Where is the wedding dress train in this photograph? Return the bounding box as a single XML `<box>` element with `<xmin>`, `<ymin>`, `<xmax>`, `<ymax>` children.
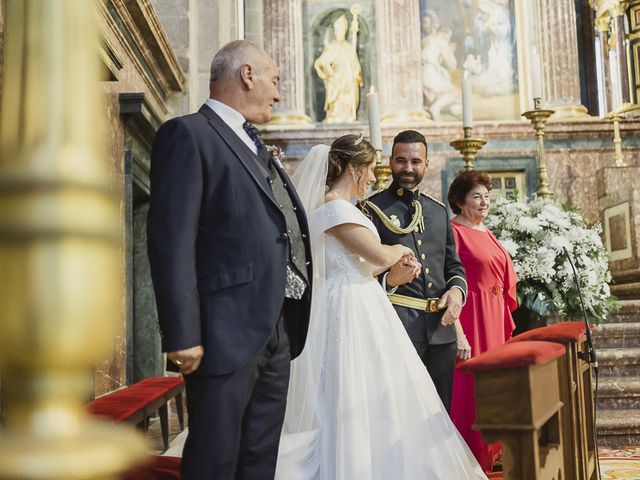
<box><xmin>275</xmin><ymin>199</ymin><xmax>487</xmax><ymax>480</ymax></box>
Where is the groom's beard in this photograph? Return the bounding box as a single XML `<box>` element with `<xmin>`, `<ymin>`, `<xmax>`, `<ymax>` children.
<box><xmin>393</xmin><ymin>172</ymin><xmax>423</xmax><ymax>189</ymax></box>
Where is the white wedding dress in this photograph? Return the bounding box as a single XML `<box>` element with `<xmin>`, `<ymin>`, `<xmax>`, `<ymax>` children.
<box><xmin>275</xmin><ymin>198</ymin><xmax>487</xmax><ymax>480</ymax></box>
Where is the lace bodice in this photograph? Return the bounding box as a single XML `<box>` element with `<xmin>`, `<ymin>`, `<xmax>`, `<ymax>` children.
<box><xmin>309</xmin><ymin>200</ymin><xmax>379</xmax><ymax>280</ymax></box>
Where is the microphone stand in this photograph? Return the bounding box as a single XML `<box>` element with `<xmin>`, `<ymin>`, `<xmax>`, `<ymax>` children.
<box><xmin>563</xmin><ymin>246</ymin><xmax>601</xmax><ymax>479</ymax></box>
<box><xmin>563</xmin><ymin>247</ymin><xmax>598</xmax><ymax>368</ymax></box>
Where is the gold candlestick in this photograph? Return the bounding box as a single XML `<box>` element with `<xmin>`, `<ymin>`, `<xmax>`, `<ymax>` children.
<box><xmin>450</xmin><ymin>127</ymin><xmax>487</xmax><ymax>172</ymax></box>
<box><xmin>522</xmin><ymin>98</ymin><xmax>555</xmax><ymax>199</ymax></box>
<box><xmin>373</xmin><ymin>150</ymin><xmax>392</xmax><ymax>190</ymax></box>
<box><xmin>0</xmin><ymin>2</ymin><xmax>145</xmax><ymax>479</ymax></box>
<box><xmin>605</xmin><ymin>103</ymin><xmax>640</xmax><ymax>167</ymax></box>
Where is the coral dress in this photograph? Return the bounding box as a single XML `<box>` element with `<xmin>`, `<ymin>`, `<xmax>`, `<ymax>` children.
<box><xmin>450</xmin><ymin>221</ymin><xmax>518</xmax><ymax>473</ymax></box>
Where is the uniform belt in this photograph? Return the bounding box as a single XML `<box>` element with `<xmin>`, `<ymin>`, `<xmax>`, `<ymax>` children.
<box><xmin>388</xmin><ymin>293</ymin><xmax>442</xmax><ymax>313</ymax></box>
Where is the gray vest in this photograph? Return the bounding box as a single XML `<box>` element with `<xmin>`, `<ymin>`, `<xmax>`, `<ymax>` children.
<box><xmin>268</xmin><ymin>168</ymin><xmax>309</xmax><ymax>283</ymax></box>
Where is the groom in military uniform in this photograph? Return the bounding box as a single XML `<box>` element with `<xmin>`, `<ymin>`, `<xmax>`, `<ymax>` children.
<box><xmin>360</xmin><ymin>130</ymin><xmax>467</xmax><ymax>411</ymax></box>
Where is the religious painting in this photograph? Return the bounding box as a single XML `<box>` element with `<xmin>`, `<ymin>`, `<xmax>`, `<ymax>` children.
<box><xmin>604</xmin><ymin>202</ymin><xmax>633</xmax><ymax>262</ymax></box>
<box><xmin>419</xmin><ymin>0</ymin><xmax>520</xmax><ymax>121</ymax></box>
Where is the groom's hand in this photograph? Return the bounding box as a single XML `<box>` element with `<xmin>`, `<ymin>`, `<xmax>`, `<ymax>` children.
<box><xmin>438</xmin><ymin>288</ymin><xmax>463</xmax><ymax>326</ymax></box>
<box><xmin>386</xmin><ymin>255</ymin><xmax>420</xmax><ymax>287</ymax></box>
<box><xmin>168</xmin><ymin>345</ymin><xmax>204</xmax><ymax>375</ymax></box>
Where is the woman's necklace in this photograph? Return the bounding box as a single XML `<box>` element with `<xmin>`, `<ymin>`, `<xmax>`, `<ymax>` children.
<box><xmin>456</xmin><ymin>214</ymin><xmax>487</xmax><ymax>231</ymax></box>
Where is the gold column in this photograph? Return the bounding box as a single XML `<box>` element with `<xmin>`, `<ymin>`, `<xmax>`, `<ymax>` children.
<box><xmin>0</xmin><ymin>1</ymin><xmax>145</xmax><ymax>479</ymax></box>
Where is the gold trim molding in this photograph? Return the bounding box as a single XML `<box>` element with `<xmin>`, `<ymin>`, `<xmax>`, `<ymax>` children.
<box><xmin>380</xmin><ymin>110</ymin><xmax>432</xmax><ymax>125</ymax></box>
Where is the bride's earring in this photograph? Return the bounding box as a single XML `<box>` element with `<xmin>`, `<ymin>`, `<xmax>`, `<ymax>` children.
<box><xmin>350</xmin><ymin>169</ymin><xmax>356</xmax><ymax>183</ymax></box>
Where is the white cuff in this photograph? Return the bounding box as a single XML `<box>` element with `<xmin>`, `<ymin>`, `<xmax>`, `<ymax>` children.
<box><xmin>382</xmin><ymin>272</ymin><xmax>399</xmax><ymax>295</ymax></box>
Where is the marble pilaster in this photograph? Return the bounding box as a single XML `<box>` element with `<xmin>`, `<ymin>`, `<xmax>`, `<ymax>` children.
<box><xmin>609</xmin><ymin>1</ymin><xmax>633</xmax><ymax>108</ymax></box>
<box><xmin>536</xmin><ymin>0</ymin><xmax>590</xmax><ymax>119</ymax></box>
<box><xmin>374</xmin><ymin>0</ymin><xmax>429</xmax><ymax>124</ymax></box>
<box><xmin>596</xmin><ymin>14</ymin><xmax>614</xmax><ymax>113</ymax></box>
<box><xmin>263</xmin><ymin>0</ymin><xmax>311</xmax><ymax>126</ymax></box>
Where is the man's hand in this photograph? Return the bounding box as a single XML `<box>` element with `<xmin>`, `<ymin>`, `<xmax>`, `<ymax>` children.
<box><xmin>167</xmin><ymin>345</ymin><xmax>204</xmax><ymax>375</ymax></box>
<box><xmin>386</xmin><ymin>253</ymin><xmax>421</xmax><ymax>287</ymax></box>
<box><xmin>438</xmin><ymin>288</ymin><xmax>463</xmax><ymax>326</ymax></box>
<box><xmin>456</xmin><ymin>335</ymin><xmax>472</xmax><ymax>360</ymax></box>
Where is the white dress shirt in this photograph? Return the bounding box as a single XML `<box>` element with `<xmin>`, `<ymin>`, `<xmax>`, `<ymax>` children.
<box><xmin>204</xmin><ymin>99</ymin><xmax>257</xmax><ymax>155</ymax></box>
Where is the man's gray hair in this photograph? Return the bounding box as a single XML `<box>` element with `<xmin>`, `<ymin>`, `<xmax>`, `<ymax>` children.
<box><xmin>210</xmin><ymin>40</ymin><xmax>266</xmax><ymax>82</ymax></box>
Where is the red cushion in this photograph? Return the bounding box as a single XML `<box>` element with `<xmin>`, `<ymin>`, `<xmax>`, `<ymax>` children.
<box><xmin>87</xmin><ymin>396</ymin><xmax>148</xmax><ymax>421</ymax></box>
<box><xmin>86</xmin><ymin>387</ymin><xmax>167</xmax><ymax>420</ymax></box>
<box><xmin>120</xmin><ymin>455</ymin><xmax>181</xmax><ymax>480</ymax></box>
<box><xmin>136</xmin><ymin>376</ymin><xmax>184</xmax><ymax>394</ymax></box>
<box><xmin>508</xmin><ymin>321</ymin><xmax>592</xmax><ymax>344</ymax></box>
<box><xmin>459</xmin><ymin>341</ymin><xmax>566</xmax><ymax>373</ymax></box>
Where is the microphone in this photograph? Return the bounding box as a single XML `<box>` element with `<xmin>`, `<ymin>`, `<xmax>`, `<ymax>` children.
<box><xmin>562</xmin><ymin>247</ymin><xmax>598</xmax><ymax>368</ymax></box>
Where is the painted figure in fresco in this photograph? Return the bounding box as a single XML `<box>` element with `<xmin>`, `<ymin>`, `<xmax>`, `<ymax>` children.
<box><xmin>314</xmin><ymin>7</ymin><xmax>364</xmax><ymax>123</ymax></box>
<box><xmin>465</xmin><ymin>0</ymin><xmax>515</xmax><ymax>96</ymax></box>
<box><xmin>422</xmin><ymin>26</ymin><xmax>462</xmax><ymax>120</ymax></box>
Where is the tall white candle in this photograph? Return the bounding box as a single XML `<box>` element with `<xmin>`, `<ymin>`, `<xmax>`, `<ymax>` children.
<box><xmin>366</xmin><ymin>86</ymin><xmax>382</xmax><ymax>150</ymax></box>
<box><xmin>531</xmin><ymin>47</ymin><xmax>542</xmax><ymax>100</ymax></box>
<box><xmin>462</xmin><ymin>73</ymin><xmax>473</xmax><ymax>128</ymax></box>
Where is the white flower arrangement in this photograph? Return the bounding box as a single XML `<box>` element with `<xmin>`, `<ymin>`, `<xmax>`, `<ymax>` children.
<box><xmin>485</xmin><ymin>196</ymin><xmax>617</xmax><ymax>322</ymax></box>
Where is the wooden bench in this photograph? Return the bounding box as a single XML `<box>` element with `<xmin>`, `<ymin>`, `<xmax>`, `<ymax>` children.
<box><xmin>87</xmin><ymin>375</ymin><xmax>185</xmax><ymax>451</ymax></box>
<box><xmin>460</xmin><ymin>340</ymin><xmax>566</xmax><ymax>480</ymax></box>
<box><xmin>508</xmin><ymin>321</ymin><xmax>598</xmax><ymax>480</ymax></box>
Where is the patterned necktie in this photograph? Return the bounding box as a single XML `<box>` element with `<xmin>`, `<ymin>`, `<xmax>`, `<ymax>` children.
<box><xmin>242</xmin><ymin>121</ymin><xmax>272</xmax><ymax>169</ymax></box>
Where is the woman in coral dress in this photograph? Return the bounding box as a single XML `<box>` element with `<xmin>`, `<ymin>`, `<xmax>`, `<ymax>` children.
<box><xmin>447</xmin><ymin>171</ymin><xmax>518</xmax><ymax>473</ymax></box>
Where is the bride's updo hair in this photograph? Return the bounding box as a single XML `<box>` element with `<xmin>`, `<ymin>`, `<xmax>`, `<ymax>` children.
<box><xmin>326</xmin><ymin>134</ymin><xmax>376</xmax><ymax>187</ymax></box>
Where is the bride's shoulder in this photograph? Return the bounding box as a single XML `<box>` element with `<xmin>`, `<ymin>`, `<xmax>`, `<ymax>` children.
<box><xmin>313</xmin><ymin>199</ymin><xmax>367</xmax><ymax>227</ymax></box>
<box><xmin>321</xmin><ymin>199</ymin><xmax>361</xmax><ymax>216</ymax></box>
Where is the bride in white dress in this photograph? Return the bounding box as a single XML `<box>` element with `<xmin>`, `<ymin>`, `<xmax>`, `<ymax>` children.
<box><xmin>276</xmin><ymin>135</ymin><xmax>487</xmax><ymax>479</ymax></box>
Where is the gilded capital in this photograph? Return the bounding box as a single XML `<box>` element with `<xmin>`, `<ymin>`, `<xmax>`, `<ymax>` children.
<box><xmin>609</xmin><ymin>0</ymin><xmax>628</xmax><ymax>16</ymax></box>
<box><xmin>596</xmin><ymin>0</ymin><xmax>625</xmax><ymax>17</ymax></box>
<box><xmin>595</xmin><ymin>14</ymin><xmax>611</xmax><ymax>33</ymax></box>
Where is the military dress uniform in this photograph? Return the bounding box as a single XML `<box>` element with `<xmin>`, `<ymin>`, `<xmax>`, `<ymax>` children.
<box><xmin>359</xmin><ymin>181</ymin><xmax>467</xmax><ymax>411</ymax></box>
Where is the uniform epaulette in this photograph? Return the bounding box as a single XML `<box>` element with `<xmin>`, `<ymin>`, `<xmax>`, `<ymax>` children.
<box><xmin>363</xmin><ymin>188</ymin><xmax>385</xmax><ymax>201</ymax></box>
<box><xmin>422</xmin><ymin>193</ymin><xmax>446</xmax><ymax>208</ymax></box>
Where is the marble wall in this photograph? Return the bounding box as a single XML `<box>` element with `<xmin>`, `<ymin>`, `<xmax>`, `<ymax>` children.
<box><xmin>95</xmin><ymin>0</ymin><xmax>185</xmax><ymax>396</ymax></box>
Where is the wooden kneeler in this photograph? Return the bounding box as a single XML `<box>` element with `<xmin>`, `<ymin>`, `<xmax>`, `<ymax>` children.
<box><xmin>460</xmin><ymin>341</ymin><xmax>566</xmax><ymax>480</ymax></box>
<box><xmin>509</xmin><ymin>322</ymin><xmax>597</xmax><ymax>480</ymax></box>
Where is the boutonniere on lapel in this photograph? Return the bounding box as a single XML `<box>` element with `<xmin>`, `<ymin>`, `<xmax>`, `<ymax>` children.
<box><xmin>389</xmin><ymin>214</ymin><xmax>401</xmax><ymax>228</ymax></box>
<box><xmin>266</xmin><ymin>144</ymin><xmax>285</xmax><ymax>168</ymax></box>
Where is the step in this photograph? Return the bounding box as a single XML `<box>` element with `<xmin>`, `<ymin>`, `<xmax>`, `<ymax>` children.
<box><xmin>610</xmin><ymin>282</ymin><xmax>640</xmax><ymax>300</ymax></box>
<box><xmin>596</xmin><ymin>408</ymin><xmax>640</xmax><ymax>447</ymax></box>
<box><xmin>604</xmin><ymin>299</ymin><xmax>640</xmax><ymax>324</ymax></box>
<box><xmin>597</xmin><ymin>348</ymin><xmax>640</xmax><ymax>377</ymax></box>
<box><xmin>597</xmin><ymin>376</ymin><xmax>640</xmax><ymax>409</ymax></box>
<box><xmin>593</xmin><ymin>322</ymin><xmax>640</xmax><ymax>348</ymax></box>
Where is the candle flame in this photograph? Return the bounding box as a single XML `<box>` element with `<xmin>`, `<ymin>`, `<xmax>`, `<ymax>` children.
<box><xmin>369</xmin><ymin>85</ymin><xmax>376</xmax><ymax>94</ymax></box>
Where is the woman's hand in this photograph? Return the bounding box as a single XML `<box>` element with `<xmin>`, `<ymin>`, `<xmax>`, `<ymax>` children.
<box><xmin>456</xmin><ymin>335</ymin><xmax>472</xmax><ymax>361</ymax></box>
<box><xmin>386</xmin><ymin>251</ymin><xmax>421</xmax><ymax>287</ymax></box>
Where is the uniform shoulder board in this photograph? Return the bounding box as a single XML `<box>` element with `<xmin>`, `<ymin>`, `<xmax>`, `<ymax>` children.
<box><xmin>422</xmin><ymin>193</ymin><xmax>446</xmax><ymax>208</ymax></box>
<box><xmin>363</xmin><ymin>188</ymin><xmax>384</xmax><ymax>201</ymax></box>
